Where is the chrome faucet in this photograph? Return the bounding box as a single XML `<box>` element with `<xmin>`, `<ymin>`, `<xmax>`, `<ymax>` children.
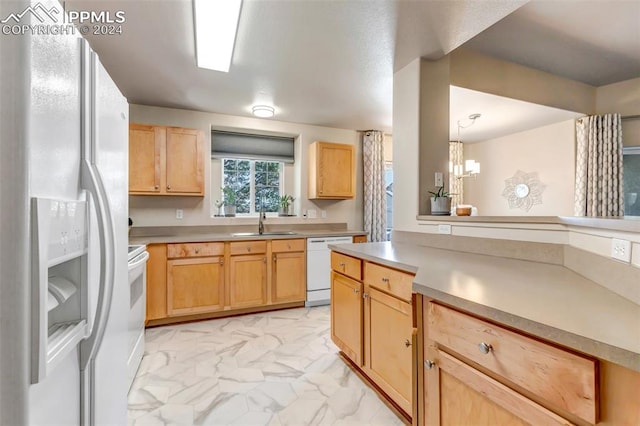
<box><xmin>258</xmin><ymin>202</ymin><xmax>266</xmax><ymax>235</ymax></box>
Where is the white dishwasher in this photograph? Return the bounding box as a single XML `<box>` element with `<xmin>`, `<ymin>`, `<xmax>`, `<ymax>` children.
<box><xmin>306</xmin><ymin>236</ymin><xmax>353</xmax><ymax>306</ymax></box>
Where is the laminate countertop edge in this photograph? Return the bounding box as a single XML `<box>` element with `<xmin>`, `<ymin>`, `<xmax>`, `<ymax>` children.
<box><xmin>329</xmin><ymin>241</ymin><xmax>640</xmax><ymax>373</ymax></box>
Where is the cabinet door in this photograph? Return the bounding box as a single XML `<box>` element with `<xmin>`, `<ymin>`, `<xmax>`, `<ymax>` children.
<box><xmin>167</xmin><ymin>256</ymin><xmax>224</xmax><ymax>316</ymax></box>
<box><xmin>146</xmin><ymin>244</ymin><xmax>167</xmax><ymax>321</ymax></box>
<box><xmin>129</xmin><ymin>124</ymin><xmax>163</xmax><ymax>193</ymax></box>
<box><xmin>165</xmin><ymin>127</ymin><xmax>204</xmax><ymax>195</ymax></box>
<box><xmin>272</xmin><ymin>251</ymin><xmax>306</xmax><ymax>303</ymax></box>
<box><xmin>425</xmin><ymin>348</ymin><xmax>572</xmax><ymax>426</ymax></box>
<box><xmin>310</xmin><ymin>142</ymin><xmax>355</xmax><ymax>199</ymax></box>
<box><xmin>365</xmin><ymin>286</ymin><xmax>413</xmax><ymax>415</ymax></box>
<box><xmin>229</xmin><ymin>254</ymin><xmax>267</xmax><ymax>308</ymax></box>
<box><xmin>331</xmin><ymin>272</ymin><xmax>363</xmax><ymax>365</ymax></box>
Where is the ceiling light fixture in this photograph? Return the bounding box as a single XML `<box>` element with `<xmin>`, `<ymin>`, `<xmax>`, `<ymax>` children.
<box><xmin>193</xmin><ymin>0</ymin><xmax>243</xmax><ymax>72</ymax></box>
<box><xmin>252</xmin><ymin>105</ymin><xmax>275</xmax><ymax>118</ymax></box>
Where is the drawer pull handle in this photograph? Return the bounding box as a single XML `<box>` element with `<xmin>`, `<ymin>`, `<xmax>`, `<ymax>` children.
<box><xmin>424</xmin><ymin>360</ymin><xmax>436</xmax><ymax>369</ymax></box>
<box><xmin>381</xmin><ymin>277</ymin><xmax>389</xmax><ymax>283</ymax></box>
<box><xmin>478</xmin><ymin>342</ymin><xmax>493</xmax><ymax>354</ymax></box>
<box><xmin>404</xmin><ymin>339</ymin><xmax>411</xmax><ymax>348</ymax></box>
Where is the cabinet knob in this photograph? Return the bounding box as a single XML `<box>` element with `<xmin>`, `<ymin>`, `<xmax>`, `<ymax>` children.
<box><xmin>194</xmin><ymin>248</ymin><xmax>199</xmax><ymax>254</ymax></box>
<box><xmin>424</xmin><ymin>360</ymin><xmax>436</xmax><ymax>369</ymax></box>
<box><xmin>263</xmin><ymin>257</ymin><xmax>267</xmax><ymax>264</ymax></box>
<box><xmin>167</xmin><ymin>185</ymin><xmax>171</xmax><ymax>190</ymax></box>
<box><xmin>219</xmin><ymin>260</ymin><xmax>224</xmax><ymax>265</ymax></box>
<box><xmin>154</xmin><ymin>185</ymin><xmax>159</xmax><ymax>190</ymax></box>
<box><xmin>273</xmin><ymin>255</ymin><xmax>277</xmax><ymax>262</ymax></box>
<box><xmin>478</xmin><ymin>342</ymin><xmax>493</xmax><ymax>354</ymax></box>
<box><xmin>339</xmin><ymin>262</ymin><xmax>345</xmax><ymax>268</ymax></box>
<box><xmin>287</xmin><ymin>244</ymin><xmax>291</xmax><ymax>249</ymax></box>
<box><xmin>247</xmin><ymin>247</ymin><xmax>251</xmax><ymax>252</ymax></box>
<box><xmin>381</xmin><ymin>277</ymin><xmax>389</xmax><ymax>283</ymax></box>
<box><xmin>404</xmin><ymin>339</ymin><xmax>411</xmax><ymax>348</ymax></box>
<box><xmin>353</xmin><ymin>288</ymin><xmax>360</xmax><ymax>294</ymax></box>
<box><xmin>362</xmin><ymin>293</ymin><xmax>369</xmax><ymax>299</ymax></box>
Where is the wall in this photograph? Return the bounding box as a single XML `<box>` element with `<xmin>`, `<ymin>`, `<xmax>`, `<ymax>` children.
<box><xmin>464</xmin><ymin>119</ymin><xmax>576</xmax><ymax>216</ymax></box>
<box><xmin>596</xmin><ymin>77</ymin><xmax>640</xmax><ymax>147</ymax></box>
<box><xmin>129</xmin><ymin>105</ymin><xmax>363</xmax><ymax>229</ymax></box>
<box><xmin>392</xmin><ymin>59</ymin><xmax>422</xmax><ymax>233</ymax></box>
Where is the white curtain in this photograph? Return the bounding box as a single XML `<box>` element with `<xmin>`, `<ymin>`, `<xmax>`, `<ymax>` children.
<box><xmin>574</xmin><ymin>114</ymin><xmax>624</xmax><ymax>217</ymax></box>
<box><xmin>449</xmin><ymin>141</ymin><xmax>464</xmax><ymax>207</ymax></box>
<box><xmin>363</xmin><ymin>131</ymin><xmax>387</xmax><ymax>242</ymax></box>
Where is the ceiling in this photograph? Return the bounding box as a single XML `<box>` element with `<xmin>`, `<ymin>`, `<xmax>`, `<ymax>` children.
<box><xmin>72</xmin><ymin>0</ymin><xmax>639</xmax><ymax>134</ymax></box>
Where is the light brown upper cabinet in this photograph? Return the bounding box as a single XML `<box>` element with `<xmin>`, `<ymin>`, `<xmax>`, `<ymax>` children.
<box><xmin>308</xmin><ymin>141</ymin><xmax>355</xmax><ymax>199</ymax></box>
<box><xmin>129</xmin><ymin>123</ymin><xmax>204</xmax><ymax>196</ymax></box>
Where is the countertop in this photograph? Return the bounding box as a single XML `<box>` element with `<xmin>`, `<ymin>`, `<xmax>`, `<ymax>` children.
<box><xmin>130</xmin><ymin>229</ymin><xmax>367</xmax><ymax>245</ymax></box>
<box><xmin>329</xmin><ymin>241</ymin><xmax>640</xmax><ymax>372</ymax></box>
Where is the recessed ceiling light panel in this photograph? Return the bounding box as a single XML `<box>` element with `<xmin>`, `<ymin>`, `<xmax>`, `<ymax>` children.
<box><xmin>194</xmin><ymin>0</ymin><xmax>242</xmax><ymax>72</ymax></box>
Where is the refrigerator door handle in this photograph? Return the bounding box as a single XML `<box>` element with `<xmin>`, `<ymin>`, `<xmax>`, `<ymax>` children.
<box><xmin>79</xmin><ymin>47</ymin><xmax>116</xmax><ymax>373</ymax></box>
<box><xmin>79</xmin><ymin>162</ymin><xmax>116</xmax><ymax>370</ymax></box>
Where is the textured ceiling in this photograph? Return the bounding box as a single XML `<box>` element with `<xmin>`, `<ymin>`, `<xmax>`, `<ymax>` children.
<box><xmin>69</xmin><ymin>0</ymin><xmax>639</xmax><ymax>133</ymax></box>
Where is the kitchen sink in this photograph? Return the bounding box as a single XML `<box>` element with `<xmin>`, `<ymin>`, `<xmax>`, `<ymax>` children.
<box><xmin>230</xmin><ymin>231</ymin><xmax>298</xmax><ymax>237</ymax></box>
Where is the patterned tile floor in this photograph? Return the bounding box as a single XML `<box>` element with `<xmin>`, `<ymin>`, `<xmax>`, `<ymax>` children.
<box><xmin>128</xmin><ymin>306</ymin><xmax>405</xmax><ymax>425</ymax></box>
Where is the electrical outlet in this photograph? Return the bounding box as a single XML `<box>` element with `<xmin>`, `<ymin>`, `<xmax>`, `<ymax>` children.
<box><xmin>321</xmin><ymin>210</ymin><xmax>327</xmax><ymax>218</ymax></box>
<box><xmin>176</xmin><ymin>209</ymin><xmax>183</xmax><ymax>220</ymax></box>
<box><xmin>435</xmin><ymin>172</ymin><xmax>443</xmax><ymax>187</ymax></box>
<box><xmin>438</xmin><ymin>224</ymin><xmax>451</xmax><ymax>234</ymax></box>
<box><xmin>307</xmin><ymin>209</ymin><xmax>317</xmax><ymax>219</ymax></box>
<box><xmin>611</xmin><ymin>238</ymin><xmax>631</xmax><ymax>262</ymax></box>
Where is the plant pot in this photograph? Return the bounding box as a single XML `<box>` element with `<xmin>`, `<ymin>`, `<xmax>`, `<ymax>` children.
<box><xmin>223</xmin><ymin>205</ymin><xmax>236</xmax><ymax>217</ymax></box>
<box><xmin>430</xmin><ymin>197</ymin><xmax>451</xmax><ymax>215</ymax></box>
<box><xmin>278</xmin><ymin>205</ymin><xmax>293</xmax><ymax>216</ymax></box>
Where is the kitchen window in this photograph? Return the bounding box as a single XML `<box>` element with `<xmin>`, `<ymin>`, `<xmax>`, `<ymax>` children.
<box><xmin>222</xmin><ymin>158</ymin><xmax>283</xmax><ymax>214</ymax></box>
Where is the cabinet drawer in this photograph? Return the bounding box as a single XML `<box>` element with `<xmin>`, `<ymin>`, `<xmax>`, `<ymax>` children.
<box><xmin>167</xmin><ymin>242</ymin><xmax>224</xmax><ymax>258</ymax></box>
<box><xmin>428</xmin><ymin>302</ymin><xmax>598</xmax><ymax>424</ymax></box>
<box><xmin>331</xmin><ymin>252</ymin><xmax>361</xmax><ymax>280</ymax></box>
<box><xmin>271</xmin><ymin>239</ymin><xmax>305</xmax><ymax>253</ymax></box>
<box><xmin>229</xmin><ymin>240</ymin><xmax>267</xmax><ymax>255</ymax></box>
<box><xmin>364</xmin><ymin>262</ymin><xmax>413</xmax><ymax>302</ymax></box>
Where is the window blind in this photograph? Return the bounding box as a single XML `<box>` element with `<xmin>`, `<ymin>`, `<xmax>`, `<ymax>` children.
<box><xmin>211</xmin><ymin>130</ymin><xmax>295</xmax><ymax>163</ymax></box>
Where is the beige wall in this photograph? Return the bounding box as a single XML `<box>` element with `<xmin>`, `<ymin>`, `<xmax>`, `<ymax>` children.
<box><xmin>450</xmin><ymin>48</ymin><xmax>596</xmax><ymax>114</ymax></box>
<box><xmin>596</xmin><ymin>77</ymin><xmax>640</xmax><ymax>147</ymax></box>
<box><xmin>392</xmin><ymin>59</ymin><xmax>422</xmax><ymax>232</ymax></box>
<box><xmin>129</xmin><ymin>104</ymin><xmax>363</xmax><ymax>229</ymax></box>
<box><xmin>465</xmin><ymin>119</ymin><xmax>576</xmax><ymax>216</ymax></box>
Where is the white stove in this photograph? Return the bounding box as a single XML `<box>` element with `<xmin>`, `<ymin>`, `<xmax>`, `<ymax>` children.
<box><xmin>127</xmin><ymin>245</ymin><xmax>148</xmax><ymax>389</ymax></box>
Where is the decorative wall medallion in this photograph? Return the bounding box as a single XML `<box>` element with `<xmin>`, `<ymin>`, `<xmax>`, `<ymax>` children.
<box><xmin>502</xmin><ymin>170</ymin><xmax>546</xmax><ymax>212</ymax></box>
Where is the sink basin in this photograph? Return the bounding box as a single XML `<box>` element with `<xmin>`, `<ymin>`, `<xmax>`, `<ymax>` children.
<box><xmin>231</xmin><ymin>231</ymin><xmax>298</xmax><ymax>237</ymax></box>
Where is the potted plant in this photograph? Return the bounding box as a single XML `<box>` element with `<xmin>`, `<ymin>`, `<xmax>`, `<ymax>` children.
<box><xmin>278</xmin><ymin>194</ymin><xmax>295</xmax><ymax>216</ymax></box>
<box><xmin>428</xmin><ymin>186</ymin><xmax>452</xmax><ymax>215</ymax></box>
<box><xmin>221</xmin><ymin>186</ymin><xmax>237</xmax><ymax>217</ymax></box>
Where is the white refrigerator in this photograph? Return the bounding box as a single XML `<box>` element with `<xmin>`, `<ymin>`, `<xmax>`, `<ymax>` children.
<box><xmin>0</xmin><ymin>0</ymin><xmax>130</xmax><ymax>424</ymax></box>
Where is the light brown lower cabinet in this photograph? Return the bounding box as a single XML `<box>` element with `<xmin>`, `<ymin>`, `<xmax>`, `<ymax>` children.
<box><xmin>229</xmin><ymin>253</ymin><xmax>267</xmax><ymax>309</ymax></box>
<box><xmin>421</xmin><ymin>298</ymin><xmax>640</xmax><ymax>426</ymax></box>
<box><xmin>331</xmin><ymin>271</ymin><xmax>363</xmax><ymax>366</ymax></box>
<box><xmin>330</xmin><ymin>252</ymin><xmax>416</xmax><ymax>421</ymax></box>
<box><xmin>145</xmin><ymin>239</ymin><xmax>307</xmax><ymax>325</ymax></box>
<box><xmin>272</xmin><ymin>239</ymin><xmax>306</xmax><ymax>304</ymax></box>
<box><xmin>167</xmin><ymin>256</ymin><xmax>225</xmax><ymax>316</ymax></box>
<box><xmin>364</xmin><ymin>287</ymin><xmax>413</xmax><ymax>415</ymax></box>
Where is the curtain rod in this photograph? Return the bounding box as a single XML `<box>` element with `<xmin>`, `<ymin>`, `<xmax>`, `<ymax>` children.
<box><xmin>357</xmin><ymin>130</ymin><xmax>393</xmax><ymax>136</ymax></box>
<box><xmin>622</xmin><ymin>115</ymin><xmax>640</xmax><ymax>120</ymax></box>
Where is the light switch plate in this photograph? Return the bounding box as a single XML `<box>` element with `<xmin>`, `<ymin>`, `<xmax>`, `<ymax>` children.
<box><xmin>611</xmin><ymin>238</ymin><xmax>631</xmax><ymax>262</ymax></box>
<box><xmin>435</xmin><ymin>172</ymin><xmax>443</xmax><ymax>187</ymax></box>
<box><xmin>176</xmin><ymin>209</ymin><xmax>183</xmax><ymax>220</ymax></box>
